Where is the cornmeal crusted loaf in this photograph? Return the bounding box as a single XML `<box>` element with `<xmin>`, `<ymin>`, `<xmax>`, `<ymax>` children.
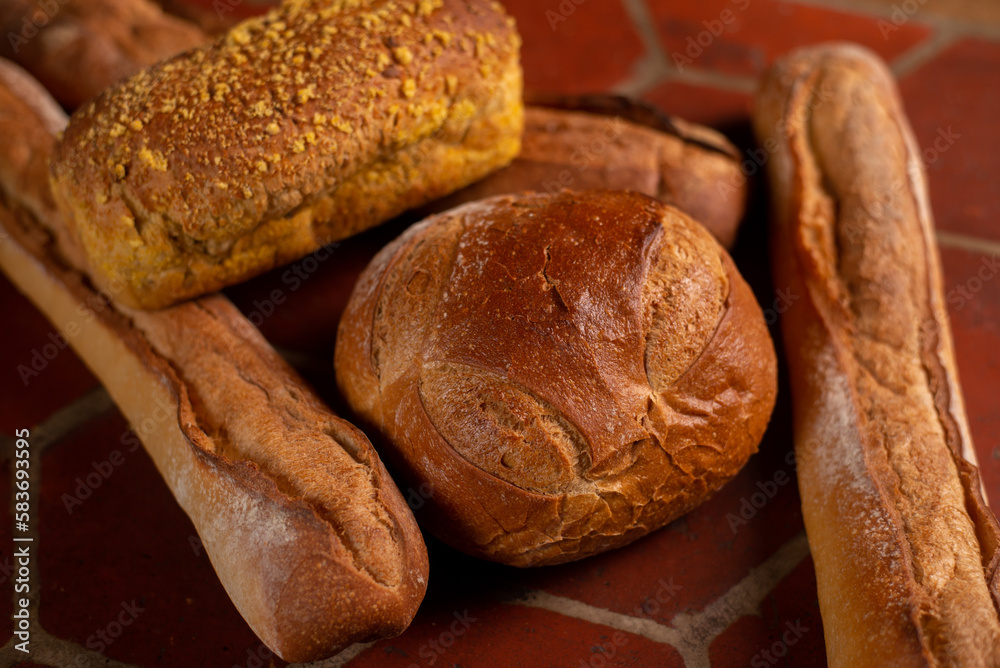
<box><xmin>50</xmin><ymin>0</ymin><xmax>523</xmax><ymax>309</ymax></box>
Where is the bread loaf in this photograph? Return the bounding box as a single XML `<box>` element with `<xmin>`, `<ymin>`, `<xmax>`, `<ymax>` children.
<box><xmin>335</xmin><ymin>190</ymin><xmax>777</xmax><ymax>566</ymax></box>
<box><xmin>0</xmin><ymin>0</ymin><xmax>206</xmax><ymax>108</ymax></box>
<box><xmin>50</xmin><ymin>0</ymin><xmax>523</xmax><ymax>309</ymax></box>
<box><xmin>754</xmin><ymin>43</ymin><xmax>1000</xmax><ymax>666</ymax></box>
<box><xmin>0</xmin><ymin>57</ymin><xmax>428</xmax><ymax>663</ymax></box>
<box><xmin>423</xmin><ymin>94</ymin><xmax>748</xmax><ymax>248</ymax></box>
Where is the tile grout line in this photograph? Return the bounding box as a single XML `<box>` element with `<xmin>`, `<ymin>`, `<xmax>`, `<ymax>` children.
<box><xmin>659</xmin><ymin>66</ymin><xmax>758</xmax><ymax>94</ymax></box>
<box><xmin>615</xmin><ymin>0</ymin><xmax>759</xmax><ymax>97</ymax></box>
<box><xmin>2</xmin><ymin>388</ymin><xmax>113</xmax><ymax>665</ymax></box>
<box><xmin>936</xmin><ymin>230</ymin><xmax>1000</xmax><ymax>258</ymax></box>
<box><xmin>1</xmin><ymin>386</ymin><xmax>115</xmax><ymax>463</ymax></box>
<box><xmin>31</xmin><ymin>386</ymin><xmax>116</xmax><ymax>454</ymax></box>
<box><xmin>0</xmin><ymin>628</ymin><xmax>142</xmax><ymax>667</ymax></box>
<box><xmin>291</xmin><ymin>641</ymin><xmax>376</xmax><ymax>668</ymax></box>
<box><xmin>785</xmin><ymin>0</ymin><xmax>1000</xmax><ymax>40</ymax></box>
<box><xmin>509</xmin><ymin>531</ymin><xmax>811</xmax><ymax>668</ymax></box>
<box><xmin>891</xmin><ymin>26</ymin><xmax>960</xmax><ymax>78</ymax></box>
<box><xmin>615</xmin><ymin>0</ymin><xmax>673</xmax><ymax>97</ymax></box>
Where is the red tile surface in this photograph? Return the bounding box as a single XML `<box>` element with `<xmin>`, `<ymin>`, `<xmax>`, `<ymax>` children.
<box><xmin>517</xmin><ymin>416</ymin><xmax>803</xmax><ymax>626</ymax></box>
<box><xmin>649</xmin><ymin>0</ymin><xmax>932</xmax><ymax>77</ymax></box>
<box><xmin>763</xmin><ymin>557</ymin><xmax>827</xmax><ymax>666</ymax></box>
<box><xmin>707</xmin><ymin>555</ymin><xmax>825</xmax><ymax>666</ymax></box>
<box><xmin>901</xmin><ymin>38</ymin><xmax>1000</xmax><ymax>242</ymax></box>
<box><xmin>643</xmin><ymin>81</ymin><xmax>752</xmax><ymax>130</ymax></box>
<box><xmin>0</xmin><ymin>488</ymin><xmax>12</xmax><ymax>647</ymax></box>
<box><xmin>0</xmin><ymin>273</ymin><xmax>98</xmax><ymax>433</ymax></box>
<box><xmin>36</xmin><ymin>412</ymin><xmax>270</xmax><ymax>667</ymax></box>
<box><xmin>501</xmin><ymin>0</ymin><xmax>646</xmax><ymax>93</ymax></box>
<box><xmin>356</xmin><ymin>605</ymin><xmax>685</xmax><ymax>668</ymax></box>
<box><xmin>940</xmin><ymin>245</ymin><xmax>1000</xmax><ymax>503</ymax></box>
<box><xmin>708</xmin><ymin>615</ymin><xmax>770</xmax><ymax>666</ymax></box>
<box><xmin>2</xmin><ymin>0</ymin><xmax>1000</xmax><ymax>666</ymax></box>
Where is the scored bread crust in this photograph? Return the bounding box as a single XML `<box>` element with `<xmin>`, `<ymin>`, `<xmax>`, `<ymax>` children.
<box><xmin>420</xmin><ymin>94</ymin><xmax>749</xmax><ymax>248</ymax></box>
<box><xmin>50</xmin><ymin>0</ymin><xmax>523</xmax><ymax>310</ymax></box>
<box><xmin>0</xmin><ymin>0</ymin><xmax>207</xmax><ymax>109</ymax></box>
<box><xmin>335</xmin><ymin>190</ymin><xmax>777</xmax><ymax>566</ymax></box>
<box><xmin>0</xmin><ymin>57</ymin><xmax>428</xmax><ymax>663</ymax></box>
<box><xmin>754</xmin><ymin>43</ymin><xmax>1000</xmax><ymax>666</ymax></box>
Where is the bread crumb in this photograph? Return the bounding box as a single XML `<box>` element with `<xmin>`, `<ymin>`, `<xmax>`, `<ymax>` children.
<box><xmin>114</xmin><ymin>164</ymin><xmax>126</xmax><ymax>179</ymax></box>
<box><xmin>297</xmin><ymin>85</ymin><xmax>317</xmax><ymax>103</ymax></box>
<box><xmin>250</xmin><ymin>100</ymin><xmax>273</xmax><ymax>118</ymax></box>
<box><xmin>139</xmin><ymin>147</ymin><xmax>168</xmax><ymax>172</ymax></box>
<box><xmin>129</xmin><ymin>119</ymin><xmax>143</xmax><ymax>132</ymax></box>
<box><xmin>392</xmin><ymin>46</ymin><xmax>414</xmax><ymax>65</ymax></box>
<box><xmin>402</xmin><ymin>78</ymin><xmax>417</xmax><ymax>98</ymax></box>
<box><xmin>256</xmin><ymin>161</ymin><xmax>268</xmax><ymax>172</ymax></box>
<box><xmin>418</xmin><ymin>0</ymin><xmax>442</xmax><ymax>16</ymax></box>
<box><xmin>266</xmin><ymin>122</ymin><xmax>281</xmax><ymax>135</ymax></box>
<box><xmin>331</xmin><ymin>116</ymin><xmax>352</xmax><ymax>133</ymax></box>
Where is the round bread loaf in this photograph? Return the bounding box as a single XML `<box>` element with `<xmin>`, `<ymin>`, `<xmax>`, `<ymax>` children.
<box><xmin>335</xmin><ymin>190</ymin><xmax>777</xmax><ymax>566</ymax></box>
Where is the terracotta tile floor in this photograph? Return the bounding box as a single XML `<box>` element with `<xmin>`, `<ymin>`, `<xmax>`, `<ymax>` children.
<box><xmin>3</xmin><ymin>0</ymin><xmax>1000</xmax><ymax>666</ymax></box>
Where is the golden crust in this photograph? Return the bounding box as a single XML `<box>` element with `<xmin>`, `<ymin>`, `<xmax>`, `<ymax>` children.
<box><xmin>335</xmin><ymin>190</ymin><xmax>777</xmax><ymax>566</ymax></box>
<box><xmin>754</xmin><ymin>43</ymin><xmax>1000</xmax><ymax>666</ymax></box>
<box><xmin>50</xmin><ymin>0</ymin><xmax>523</xmax><ymax>309</ymax></box>
<box><xmin>0</xmin><ymin>58</ymin><xmax>428</xmax><ymax>663</ymax></box>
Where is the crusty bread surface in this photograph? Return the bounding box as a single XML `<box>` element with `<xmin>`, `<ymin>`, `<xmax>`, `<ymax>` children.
<box><xmin>50</xmin><ymin>0</ymin><xmax>524</xmax><ymax>309</ymax></box>
<box><xmin>335</xmin><ymin>189</ymin><xmax>777</xmax><ymax>566</ymax></box>
<box><xmin>424</xmin><ymin>94</ymin><xmax>749</xmax><ymax>248</ymax></box>
<box><xmin>754</xmin><ymin>43</ymin><xmax>1000</xmax><ymax>667</ymax></box>
<box><xmin>0</xmin><ymin>57</ymin><xmax>428</xmax><ymax>663</ymax></box>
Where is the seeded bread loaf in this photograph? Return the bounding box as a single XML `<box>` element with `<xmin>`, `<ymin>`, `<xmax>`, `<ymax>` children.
<box><xmin>50</xmin><ymin>0</ymin><xmax>523</xmax><ymax>309</ymax></box>
<box><xmin>335</xmin><ymin>190</ymin><xmax>777</xmax><ymax>566</ymax></box>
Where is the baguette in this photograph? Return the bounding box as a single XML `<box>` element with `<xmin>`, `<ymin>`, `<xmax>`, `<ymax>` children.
<box><xmin>0</xmin><ymin>0</ymin><xmax>207</xmax><ymax>109</ymax></box>
<box><xmin>422</xmin><ymin>94</ymin><xmax>748</xmax><ymax>248</ymax></box>
<box><xmin>50</xmin><ymin>0</ymin><xmax>523</xmax><ymax>309</ymax></box>
<box><xmin>0</xmin><ymin>58</ymin><xmax>428</xmax><ymax>663</ymax></box>
<box><xmin>753</xmin><ymin>43</ymin><xmax>1000</xmax><ymax>666</ymax></box>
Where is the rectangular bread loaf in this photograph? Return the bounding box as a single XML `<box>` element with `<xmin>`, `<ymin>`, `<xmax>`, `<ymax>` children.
<box><xmin>50</xmin><ymin>0</ymin><xmax>523</xmax><ymax>309</ymax></box>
